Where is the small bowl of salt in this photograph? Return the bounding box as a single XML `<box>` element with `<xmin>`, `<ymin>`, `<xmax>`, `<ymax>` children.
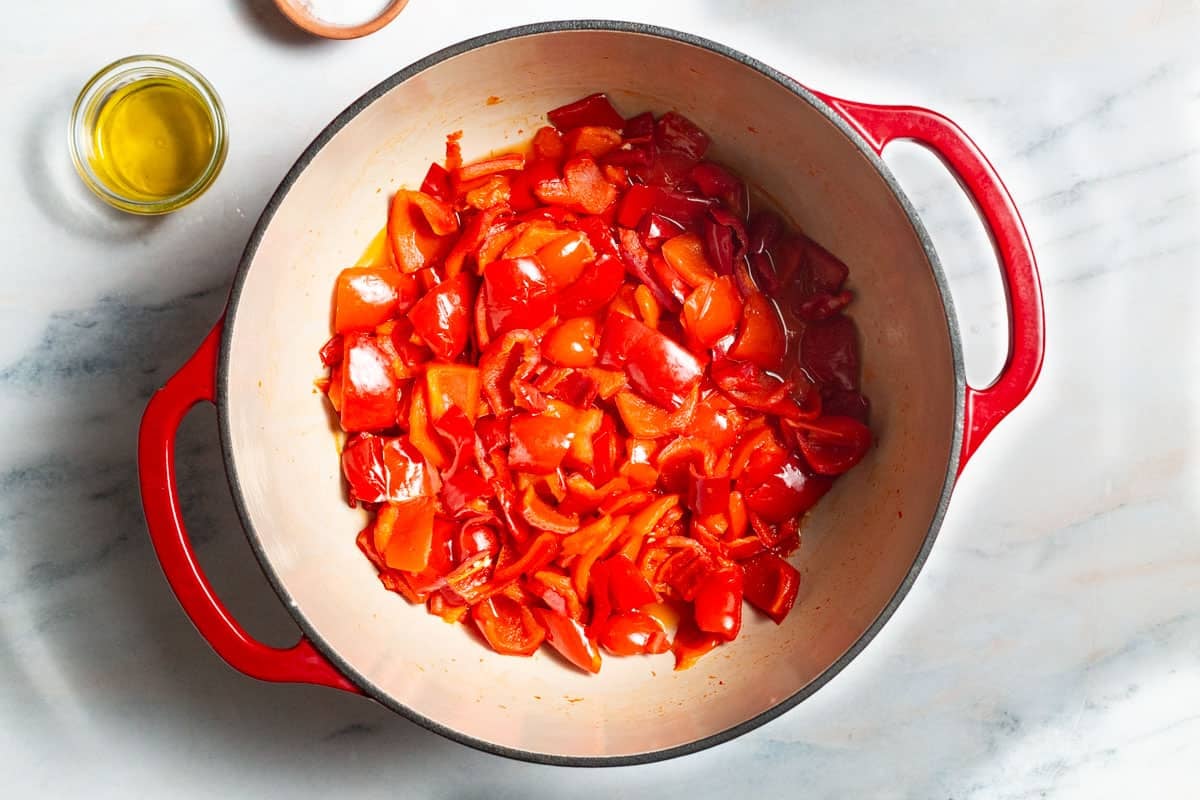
<box><xmin>274</xmin><ymin>0</ymin><xmax>409</xmax><ymax>39</ymax></box>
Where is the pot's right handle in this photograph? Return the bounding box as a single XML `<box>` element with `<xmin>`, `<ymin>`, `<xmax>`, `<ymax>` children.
<box><xmin>814</xmin><ymin>94</ymin><xmax>1045</xmax><ymax>474</ymax></box>
<box><xmin>138</xmin><ymin>319</ymin><xmax>359</xmax><ymax>693</ymax></box>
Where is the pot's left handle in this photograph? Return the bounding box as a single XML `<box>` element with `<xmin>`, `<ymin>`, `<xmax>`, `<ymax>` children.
<box><xmin>138</xmin><ymin>319</ymin><xmax>360</xmax><ymax>693</ymax></box>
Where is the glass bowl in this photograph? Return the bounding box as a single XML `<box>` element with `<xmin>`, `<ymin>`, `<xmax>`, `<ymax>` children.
<box><xmin>69</xmin><ymin>55</ymin><xmax>228</xmax><ymax>214</ymax></box>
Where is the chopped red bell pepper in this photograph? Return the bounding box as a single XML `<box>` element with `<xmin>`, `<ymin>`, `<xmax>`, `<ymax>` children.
<box><xmin>692</xmin><ymin>567</ymin><xmax>743</xmax><ymax>641</ymax></box>
<box><xmin>471</xmin><ymin>595</ymin><xmax>545</xmax><ymax>656</ymax></box>
<box><xmin>334</xmin><ymin>268</ymin><xmax>418</xmax><ymax>333</ymax></box>
<box><xmin>323</xmin><ymin>93</ymin><xmax>874</xmax><ymax>672</ymax></box>
<box><xmin>339</xmin><ymin>332</ymin><xmax>399</xmax><ymax>432</ymax></box>
<box><xmin>481</xmin><ymin>257</ymin><xmax>556</xmax><ymax>338</ymax></box>
<box><xmin>535</xmin><ymin>155</ymin><xmax>618</xmax><ymax>215</ymax></box>
<box><xmin>742</xmin><ymin>552</ymin><xmax>802</xmax><ymax>624</ymax></box>
<box><xmin>555</xmin><ymin>253</ymin><xmax>624</xmax><ymax>318</ymax></box>
<box><xmin>791</xmin><ymin>415</ymin><xmax>872</xmax><ymax>476</ymax></box>
<box><xmin>547</xmin><ymin>92</ymin><xmax>625</xmax><ymax>132</ymax></box>
<box><xmin>407</xmin><ymin>271</ymin><xmax>473</xmax><ymax>361</ymax></box>
<box><xmin>599</xmin><ymin>610</ymin><xmax>670</xmax><ymax>656</ymax></box>
<box><xmin>728</xmin><ymin>291</ymin><xmax>787</xmax><ymax>371</ymax></box>
<box><xmin>388</xmin><ymin>190</ymin><xmax>459</xmax><ymax>273</ymax></box>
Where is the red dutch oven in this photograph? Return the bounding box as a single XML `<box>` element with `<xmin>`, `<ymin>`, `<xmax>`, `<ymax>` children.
<box><xmin>138</xmin><ymin>21</ymin><xmax>1043</xmax><ymax>765</ymax></box>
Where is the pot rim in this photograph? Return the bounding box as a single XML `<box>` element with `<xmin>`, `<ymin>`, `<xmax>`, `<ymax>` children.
<box><xmin>216</xmin><ymin>19</ymin><xmax>966</xmax><ymax>767</ymax></box>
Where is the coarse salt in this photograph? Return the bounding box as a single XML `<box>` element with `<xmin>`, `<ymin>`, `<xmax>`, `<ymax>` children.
<box><xmin>294</xmin><ymin>0</ymin><xmax>394</xmax><ymax>27</ymax></box>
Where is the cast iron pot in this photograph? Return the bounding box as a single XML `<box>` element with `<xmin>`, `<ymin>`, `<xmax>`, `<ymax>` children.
<box><xmin>138</xmin><ymin>21</ymin><xmax>1044</xmax><ymax>765</ymax></box>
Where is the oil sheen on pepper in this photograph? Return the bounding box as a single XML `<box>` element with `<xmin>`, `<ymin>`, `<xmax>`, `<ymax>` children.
<box><xmin>90</xmin><ymin>75</ymin><xmax>215</xmax><ymax>201</ymax></box>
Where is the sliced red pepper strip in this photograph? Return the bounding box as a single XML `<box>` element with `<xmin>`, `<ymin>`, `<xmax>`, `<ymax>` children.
<box><xmin>519</xmin><ymin>484</ymin><xmax>580</xmax><ymax>533</ymax></box>
<box><xmin>528</xmin><ymin>570</ymin><xmax>585</xmax><ymax>621</ymax></box>
<box><xmin>478</xmin><ymin>329</ymin><xmax>542</xmax><ymax>416</ymax></box>
<box><xmin>373</xmin><ymin>498</ymin><xmax>437</xmax><ymax>573</ymax></box>
<box><xmin>455</xmin><ymin>153</ymin><xmax>525</xmax><ymax>183</ymax></box>
<box><xmin>571</xmin><ymin>515</ymin><xmax>630</xmax><ymax>600</ymax></box>
<box><xmin>388</xmin><ymin>190</ymin><xmax>459</xmax><ymax>273</ymax></box>
<box><xmin>420</xmin><ymin>161</ymin><xmax>452</xmax><ymax>201</ymax></box>
<box><xmin>472</xmin><ymin>595</ymin><xmax>545</xmax><ymax>656</ymax></box>
<box><xmin>617</xmin><ymin>228</ymin><xmax>681</xmax><ymax>313</ymax></box>
<box><xmin>533</xmin><ymin>607</ymin><xmax>601</xmax><ymax>673</ymax></box>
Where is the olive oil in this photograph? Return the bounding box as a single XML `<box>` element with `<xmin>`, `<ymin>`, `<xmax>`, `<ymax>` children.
<box><xmin>89</xmin><ymin>76</ymin><xmax>215</xmax><ymax>203</ymax></box>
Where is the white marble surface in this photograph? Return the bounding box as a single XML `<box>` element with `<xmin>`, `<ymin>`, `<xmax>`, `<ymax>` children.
<box><xmin>2</xmin><ymin>0</ymin><xmax>1198</xmax><ymax>796</ymax></box>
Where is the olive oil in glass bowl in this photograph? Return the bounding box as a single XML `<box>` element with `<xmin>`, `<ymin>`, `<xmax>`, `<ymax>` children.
<box><xmin>70</xmin><ymin>55</ymin><xmax>227</xmax><ymax>214</ymax></box>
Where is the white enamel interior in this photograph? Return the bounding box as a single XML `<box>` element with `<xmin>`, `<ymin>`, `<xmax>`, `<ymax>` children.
<box><xmin>222</xmin><ymin>28</ymin><xmax>958</xmax><ymax>760</ymax></box>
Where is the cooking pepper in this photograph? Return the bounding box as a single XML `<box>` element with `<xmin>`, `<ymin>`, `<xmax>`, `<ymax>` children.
<box><xmin>407</xmin><ymin>271</ymin><xmax>473</xmax><ymax>361</ymax></box>
<box><xmin>340</xmin><ymin>332</ymin><xmax>399</xmax><ymax>432</ymax></box>
<box><xmin>481</xmin><ymin>257</ymin><xmax>557</xmax><ymax>338</ymax></box>
<box><xmin>388</xmin><ymin>190</ymin><xmax>459</xmax><ymax>273</ymax></box>
<box><xmin>334</xmin><ymin>268</ymin><xmax>419</xmax><ymax>333</ymax></box>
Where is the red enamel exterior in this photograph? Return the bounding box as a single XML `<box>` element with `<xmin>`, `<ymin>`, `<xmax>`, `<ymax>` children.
<box><xmin>813</xmin><ymin>94</ymin><xmax>1046</xmax><ymax>474</ymax></box>
<box><xmin>137</xmin><ymin>320</ymin><xmax>358</xmax><ymax>692</ymax></box>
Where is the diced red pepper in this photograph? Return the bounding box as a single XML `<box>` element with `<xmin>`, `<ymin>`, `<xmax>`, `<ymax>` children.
<box><xmin>692</xmin><ymin>567</ymin><xmax>743</xmax><ymax>641</ymax></box>
<box><xmin>792</xmin><ymin>415</ymin><xmax>872</xmax><ymax>476</ymax></box>
<box><xmin>535</xmin><ymin>155</ymin><xmax>618</xmax><ymax>215</ymax></box>
<box><xmin>742</xmin><ymin>552</ymin><xmax>801</xmax><ymax>624</ymax></box>
<box><xmin>481</xmin><ymin>257</ymin><xmax>556</xmax><ymax>338</ymax></box>
<box><xmin>407</xmin><ymin>271</ymin><xmax>473</xmax><ymax>361</ymax></box>
<box><xmin>655</xmin><ymin>111</ymin><xmax>710</xmax><ymax>162</ymax></box>
<box><xmin>420</xmin><ymin>162</ymin><xmax>453</xmax><ymax>202</ymax></box>
<box><xmin>555</xmin><ymin>253</ymin><xmax>624</xmax><ymax>318</ymax></box>
<box><xmin>547</xmin><ymin>92</ymin><xmax>625</xmax><ymax>132</ymax></box>
<box><xmin>340</xmin><ymin>332</ymin><xmax>399</xmax><ymax>432</ymax></box>
<box><xmin>599</xmin><ymin>610</ymin><xmax>670</xmax><ymax>656</ymax></box>
<box><xmin>334</xmin><ymin>267</ymin><xmax>418</xmax><ymax>333</ymax></box>
<box><xmin>728</xmin><ymin>291</ymin><xmax>786</xmax><ymax>372</ymax></box>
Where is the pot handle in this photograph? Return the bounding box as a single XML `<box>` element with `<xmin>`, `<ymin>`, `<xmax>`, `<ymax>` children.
<box><xmin>814</xmin><ymin>94</ymin><xmax>1045</xmax><ymax>474</ymax></box>
<box><xmin>138</xmin><ymin>319</ymin><xmax>359</xmax><ymax>693</ymax></box>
